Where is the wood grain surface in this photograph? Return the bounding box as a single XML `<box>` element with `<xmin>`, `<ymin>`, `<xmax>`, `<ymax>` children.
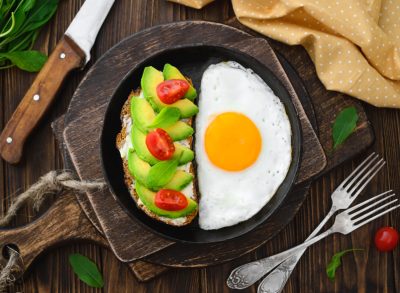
<box><xmin>0</xmin><ymin>1</ymin><xmax>397</xmax><ymax>292</ymax></box>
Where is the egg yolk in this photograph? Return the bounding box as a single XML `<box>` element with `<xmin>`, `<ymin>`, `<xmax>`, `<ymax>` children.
<box><xmin>205</xmin><ymin>112</ymin><xmax>262</xmax><ymax>171</ymax></box>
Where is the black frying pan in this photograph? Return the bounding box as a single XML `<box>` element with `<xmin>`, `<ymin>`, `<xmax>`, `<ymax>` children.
<box><xmin>101</xmin><ymin>45</ymin><xmax>302</xmax><ymax>243</ymax></box>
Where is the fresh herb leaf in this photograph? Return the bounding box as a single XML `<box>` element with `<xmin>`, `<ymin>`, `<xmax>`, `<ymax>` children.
<box><xmin>326</xmin><ymin>248</ymin><xmax>363</xmax><ymax>280</ymax></box>
<box><xmin>0</xmin><ymin>0</ymin><xmax>58</xmax><ymax>71</ymax></box>
<box><xmin>149</xmin><ymin>107</ymin><xmax>181</xmax><ymax>128</ymax></box>
<box><xmin>146</xmin><ymin>158</ymin><xmax>179</xmax><ymax>189</ymax></box>
<box><xmin>0</xmin><ymin>50</ymin><xmax>46</xmax><ymax>72</ymax></box>
<box><xmin>68</xmin><ymin>253</ymin><xmax>104</xmax><ymax>288</ymax></box>
<box><xmin>332</xmin><ymin>106</ymin><xmax>359</xmax><ymax>150</ymax></box>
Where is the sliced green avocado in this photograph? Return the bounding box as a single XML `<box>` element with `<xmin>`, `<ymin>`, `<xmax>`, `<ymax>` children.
<box><xmin>164</xmin><ymin>121</ymin><xmax>194</xmax><ymax>141</ymax></box>
<box><xmin>141</xmin><ymin>66</ymin><xmax>199</xmax><ymax>118</ymax></box>
<box><xmin>163</xmin><ymin>64</ymin><xmax>197</xmax><ymax>101</ymax></box>
<box><xmin>131</xmin><ymin>125</ymin><xmax>194</xmax><ymax>166</ymax></box>
<box><xmin>130</xmin><ymin>96</ymin><xmax>155</xmax><ymax>132</ymax></box>
<box><xmin>128</xmin><ymin>150</ymin><xmax>150</xmax><ymax>185</ymax></box>
<box><xmin>128</xmin><ymin>151</ymin><xmax>193</xmax><ymax>190</ymax></box>
<box><xmin>164</xmin><ymin>170</ymin><xmax>193</xmax><ymax>191</ymax></box>
<box><xmin>135</xmin><ymin>182</ymin><xmax>198</xmax><ymax>219</ymax></box>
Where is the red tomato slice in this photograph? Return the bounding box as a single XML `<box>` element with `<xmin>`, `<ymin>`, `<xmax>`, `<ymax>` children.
<box><xmin>156</xmin><ymin>79</ymin><xmax>190</xmax><ymax>104</ymax></box>
<box><xmin>145</xmin><ymin>128</ymin><xmax>175</xmax><ymax>160</ymax></box>
<box><xmin>374</xmin><ymin>226</ymin><xmax>399</xmax><ymax>252</ymax></box>
<box><xmin>155</xmin><ymin>189</ymin><xmax>188</xmax><ymax>211</ymax></box>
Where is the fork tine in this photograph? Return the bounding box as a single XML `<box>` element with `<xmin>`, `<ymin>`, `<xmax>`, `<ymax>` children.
<box><xmin>336</xmin><ymin>153</ymin><xmax>377</xmax><ymax>189</ymax></box>
<box><xmin>351</xmin><ymin>198</ymin><xmax>398</xmax><ymax>222</ymax></box>
<box><xmin>348</xmin><ymin>159</ymin><xmax>386</xmax><ymax>196</ymax></box>
<box><xmin>342</xmin><ymin>155</ymin><xmax>381</xmax><ymax>190</ymax></box>
<box><xmin>353</xmin><ymin>204</ymin><xmax>400</xmax><ymax>231</ymax></box>
<box><xmin>345</xmin><ymin>190</ymin><xmax>393</xmax><ymax>213</ymax></box>
<box><xmin>348</xmin><ymin>193</ymin><xmax>396</xmax><ymax>218</ymax></box>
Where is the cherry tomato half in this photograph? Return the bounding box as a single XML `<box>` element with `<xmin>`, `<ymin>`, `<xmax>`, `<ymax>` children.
<box><xmin>145</xmin><ymin>128</ymin><xmax>175</xmax><ymax>160</ymax></box>
<box><xmin>155</xmin><ymin>189</ymin><xmax>188</xmax><ymax>211</ymax></box>
<box><xmin>374</xmin><ymin>226</ymin><xmax>399</xmax><ymax>252</ymax></box>
<box><xmin>156</xmin><ymin>79</ymin><xmax>190</xmax><ymax>104</ymax></box>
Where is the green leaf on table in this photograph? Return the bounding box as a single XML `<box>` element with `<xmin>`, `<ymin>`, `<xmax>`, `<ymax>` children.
<box><xmin>0</xmin><ymin>50</ymin><xmax>46</xmax><ymax>71</ymax></box>
<box><xmin>332</xmin><ymin>106</ymin><xmax>359</xmax><ymax>150</ymax></box>
<box><xmin>68</xmin><ymin>253</ymin><xmax>104</xmax><ymax>288</ymax></box>
<box><xmin>326</xmin><ymin>248</ymin><xmax>363</xmax><ymax>280</ymax></box>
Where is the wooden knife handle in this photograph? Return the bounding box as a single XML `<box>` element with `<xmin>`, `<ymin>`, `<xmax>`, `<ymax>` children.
<box><xmin>0</xmin><ymin>36</ymin><xmax>85</xmax><ymax>164</ymax></box>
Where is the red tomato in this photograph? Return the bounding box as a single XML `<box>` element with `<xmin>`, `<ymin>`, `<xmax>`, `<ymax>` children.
<box><xmin>156</xmin><ymin>79</ymin><xmax>190</xmax><ymax>104</ymax></box>
<box><xmin>145</xmin><ymin>128</ymin><xmax>175</xmax><ymax>160</ymax></box>
<box><xmin>374</xmin><ymin>226</ymin><xmax>399</xmax><ymax>252</ymax></box>
<box><xmin>155</xmin><ymin>189</ymin><xmax>188</xmax><ymax>211</ymax></box>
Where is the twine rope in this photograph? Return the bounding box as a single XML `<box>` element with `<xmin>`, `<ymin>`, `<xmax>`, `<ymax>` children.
<box><xmin>0</xmin><ymin>171</ymin><xmax>105</xmax><ymax>291</ymax></box>
<box><xmin>0</xmin><ymin>247</ymin><xmax>23</xmax><ymax>293</ymax></box>
<box><xmin>0</xmin><ymin>171</ymin><xmax>105</xmax><ymax>226</ymax></box>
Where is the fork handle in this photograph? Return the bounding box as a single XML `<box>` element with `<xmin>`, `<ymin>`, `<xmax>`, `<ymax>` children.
<box><xmin>257</xmin><ymin>207</ymin><xmax>337</xmax><ymax>293</ymax></box>
<box><xmin>227</xmin><ymin>229</ymin><xmax>333</xmax><ymax>290</ymax></box>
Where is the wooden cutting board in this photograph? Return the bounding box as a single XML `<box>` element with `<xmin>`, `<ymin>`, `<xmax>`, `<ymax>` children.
<box><xmin>62</xmin><ymin>21</ymin><xmax>326</xmax><ymax>263</ymax></box>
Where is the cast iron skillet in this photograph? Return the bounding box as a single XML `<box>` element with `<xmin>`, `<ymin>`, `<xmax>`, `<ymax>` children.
<box><xmin>101</xmin><ymin>45</ymin><xmax>302</xmax><ymax>243</ymax></box>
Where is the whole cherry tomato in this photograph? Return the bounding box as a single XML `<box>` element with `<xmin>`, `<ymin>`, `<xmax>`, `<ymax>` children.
<box><xmin>155</xmin><ymin>189</ymin><xmax>188</xmax><ymax>211</ymax></box>
<box><xmin>145</xmin><ymin>128</ymin><xmax>175</xmax><ymax>160</ymax></box>
<box><xmin>374</xmin><ymin>226</ymin><xmax>399</xmax><ymax>252</ymax></box>
<box><xmin>156</xmin><ymin>79</ymin><xmax>190</xmax><ymax>104</ymax></box>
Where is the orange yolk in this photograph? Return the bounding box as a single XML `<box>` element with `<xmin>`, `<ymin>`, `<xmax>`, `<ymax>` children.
<box><xmin>204</xmin><ymin>112</ymin><xmax>262</xmax><ymax>171</ymax></box>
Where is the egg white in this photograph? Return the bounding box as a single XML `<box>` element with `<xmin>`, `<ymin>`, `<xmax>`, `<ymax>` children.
<box><xmin>195</xmin><ymin>61</ymin><xmax>292</xmax><ymax>230</ymax></box>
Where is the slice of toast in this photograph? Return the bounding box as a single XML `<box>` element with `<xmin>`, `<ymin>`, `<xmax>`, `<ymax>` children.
<box><xmin>116</xmin><ymin>89</ymin><xmax>198</xmax><ymax>226</ymax></box>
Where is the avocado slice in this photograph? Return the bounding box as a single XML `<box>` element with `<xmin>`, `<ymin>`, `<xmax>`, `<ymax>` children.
<box><xmin>135</xmin><ymin>182</ymin><xmax>198</xmax><ymax>219</ymax></box>
<box><xmin>163</xmin><ymin>64</ymin><xmax>197</xmax><ymax>101</ymax></box>
<box><xmin>128</xmin><ymin>150</ymin><xmax>193</xmax><ymax>190</ymax></box>
<box><xmin>128</xmin><ymin>150</ymin><xmax>150</xmax><ymax>185</ymax></box>
<box><xmin>141</xmin><ymin>66</ymin><xmax>199</xmax><ymax>118</ymax></box>
<box><xmin>164</xmin><ymin>170</ymin><xmax>193</xmax><ymax>190</ymax></box>
<box><xmin>131</xmin><ymin>125</ymin><xmax>194</xmax><ymax>166</ymax></box>
<box><xmin>164</xmin><ymin>121</ymin><xmax>194</xmax><ymax>141</ymax></box>
<box><xmin>130</xmin><ymin>96</ymin><xmax>155</xmax><ymax>132</ymax></box>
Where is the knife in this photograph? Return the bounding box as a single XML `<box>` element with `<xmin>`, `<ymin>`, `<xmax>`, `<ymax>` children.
<box><xmin>0</xmin><ymin>0</ymin><xmax>115</xmax><ymax>164</ymax></box>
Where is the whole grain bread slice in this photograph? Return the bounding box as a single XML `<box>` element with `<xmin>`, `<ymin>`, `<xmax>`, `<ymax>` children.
<box><xmin>116</xmin><ymin>89</ymin><xmax>198</xmax><ymax>226</ymax></box>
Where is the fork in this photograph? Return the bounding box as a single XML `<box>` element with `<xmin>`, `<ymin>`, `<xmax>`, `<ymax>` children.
<box><xmin>227</xmin><ymin>190</ymin><xmax>399</xmax><ymax>290</ymax></box>
<box><xmin>227</xmin><ymin>153</ymin><xmax>385</xmax><ymax>290</ymax></box>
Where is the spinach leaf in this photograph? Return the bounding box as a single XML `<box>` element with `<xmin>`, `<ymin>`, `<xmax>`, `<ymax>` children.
<box><xmin>0</xmin><ymin>0</ymin><xmax>58</xmax><ymax>72</ymax></box>
<box><xmin>0</xmin><ymin>50</ymin><xmax>46</xmax><ymax>71</ymax></box>
<box><xmin>332</xmin><ymin>106</ymin><xmax>359</xmax><ymax>150</ymax></box>
<box><xmin>326</xmin><ymin>248</ymin><xmax>363</xmax><ymax>280</ymax></box>
<box><xmin>149</xmin><ymin>107</ymin><xmax>181</xmax><ymax>128</ymax></box>
<box><xmin>69</xmin><ymin>253</ymin><xmax>104</xmax><ymax>288</ymax></box>
<box><xmin>146</xmin><ymin>158</ymin><xmax>179</xmax><ymax>189</ymax></box>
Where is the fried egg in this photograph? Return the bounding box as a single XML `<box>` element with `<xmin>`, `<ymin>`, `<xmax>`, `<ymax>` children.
<box><xmin>195</xmin><ymin>61</ymin><xmax>292</xmax><ymax>230</ymax></box>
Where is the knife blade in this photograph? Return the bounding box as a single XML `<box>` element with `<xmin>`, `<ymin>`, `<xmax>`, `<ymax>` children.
<box><xmin>0</xmin><ymin>0</ymin><xmax>115</xmax><ymax>164</ymax></box>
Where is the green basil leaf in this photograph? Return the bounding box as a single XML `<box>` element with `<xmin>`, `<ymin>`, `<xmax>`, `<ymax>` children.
<box><xmin>326</xmin><ymin>248</ymin><xmax>363</xmax><ymax>280</ymax></box>
<box><xmin>332</xmin><ymin>106</ymin><xmax>359</xmax><ymax>149</ymax></box>
<box><xmin>0</xmin><ymin>50</ymin><xmax>46</xmax><ymax>71</ymax></box>
<box><xmin>20</xmin><ymin>0</ymin><xmax>58</xmax><ymax>33</ymax></box>
<box><xmin>146</xmin><ymin>158</ymin><xmax>179</xmax><ymax>189</ymax></box>
<box><xmin>148</xmin><ymin>107</ymin><xmax>181</xmax><ymax>128</ymax></box>
<box><xmin>21</xmin><ymin>0</ymin><xmax>36</xmax><ymax>13</ymax></box>
<box><xmin>68</xmin><ymin>253</ymin><xmax>104</xmax><ymax>288</ymax></box>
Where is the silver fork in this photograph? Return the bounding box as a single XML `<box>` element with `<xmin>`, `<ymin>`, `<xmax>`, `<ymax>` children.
<box><xmin>227</xmin><ymin>190</ymin><xmax>399</xmax><ymax>290</ymax></box>
<box><xmin>227</xmin><ymin>153</ymin><xmax>385</xmax><ymax>290</ymax></box>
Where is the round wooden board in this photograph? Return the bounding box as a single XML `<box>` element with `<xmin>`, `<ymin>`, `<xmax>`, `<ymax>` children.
<box><xmin>63</xmin><ymin>21</ymin><xmax>323</xmax><ymax>267</ymax></box>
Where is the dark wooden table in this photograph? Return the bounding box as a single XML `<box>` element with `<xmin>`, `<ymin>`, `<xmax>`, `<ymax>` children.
<box><xmin>0</xmin><ymin>0</ymin><xmax>398</xmax><ymax>292</ymax></box>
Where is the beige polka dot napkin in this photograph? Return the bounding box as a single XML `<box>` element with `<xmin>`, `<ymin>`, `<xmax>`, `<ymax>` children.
<box><xmin>169</xmin><ymin>0</ymin><xmax>400</xmax><ymax>108</ymax></box>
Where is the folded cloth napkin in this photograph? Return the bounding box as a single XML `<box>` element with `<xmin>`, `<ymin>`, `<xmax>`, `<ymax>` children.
<box><xmin>169</xmin><ymin>0</ymin><xmax>400</xmax><ymax>108</ymax></box>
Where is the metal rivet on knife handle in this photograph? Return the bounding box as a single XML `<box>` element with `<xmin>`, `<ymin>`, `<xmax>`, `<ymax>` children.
<box><xmin>0</xmin><ymin>37</ymin><xmax>86</xmax><ymax>164</ymax></box>
<box><xmin>60</xmin><ymin>53</ymin><xmax>66</xmax><ymax>59</ymax></box>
